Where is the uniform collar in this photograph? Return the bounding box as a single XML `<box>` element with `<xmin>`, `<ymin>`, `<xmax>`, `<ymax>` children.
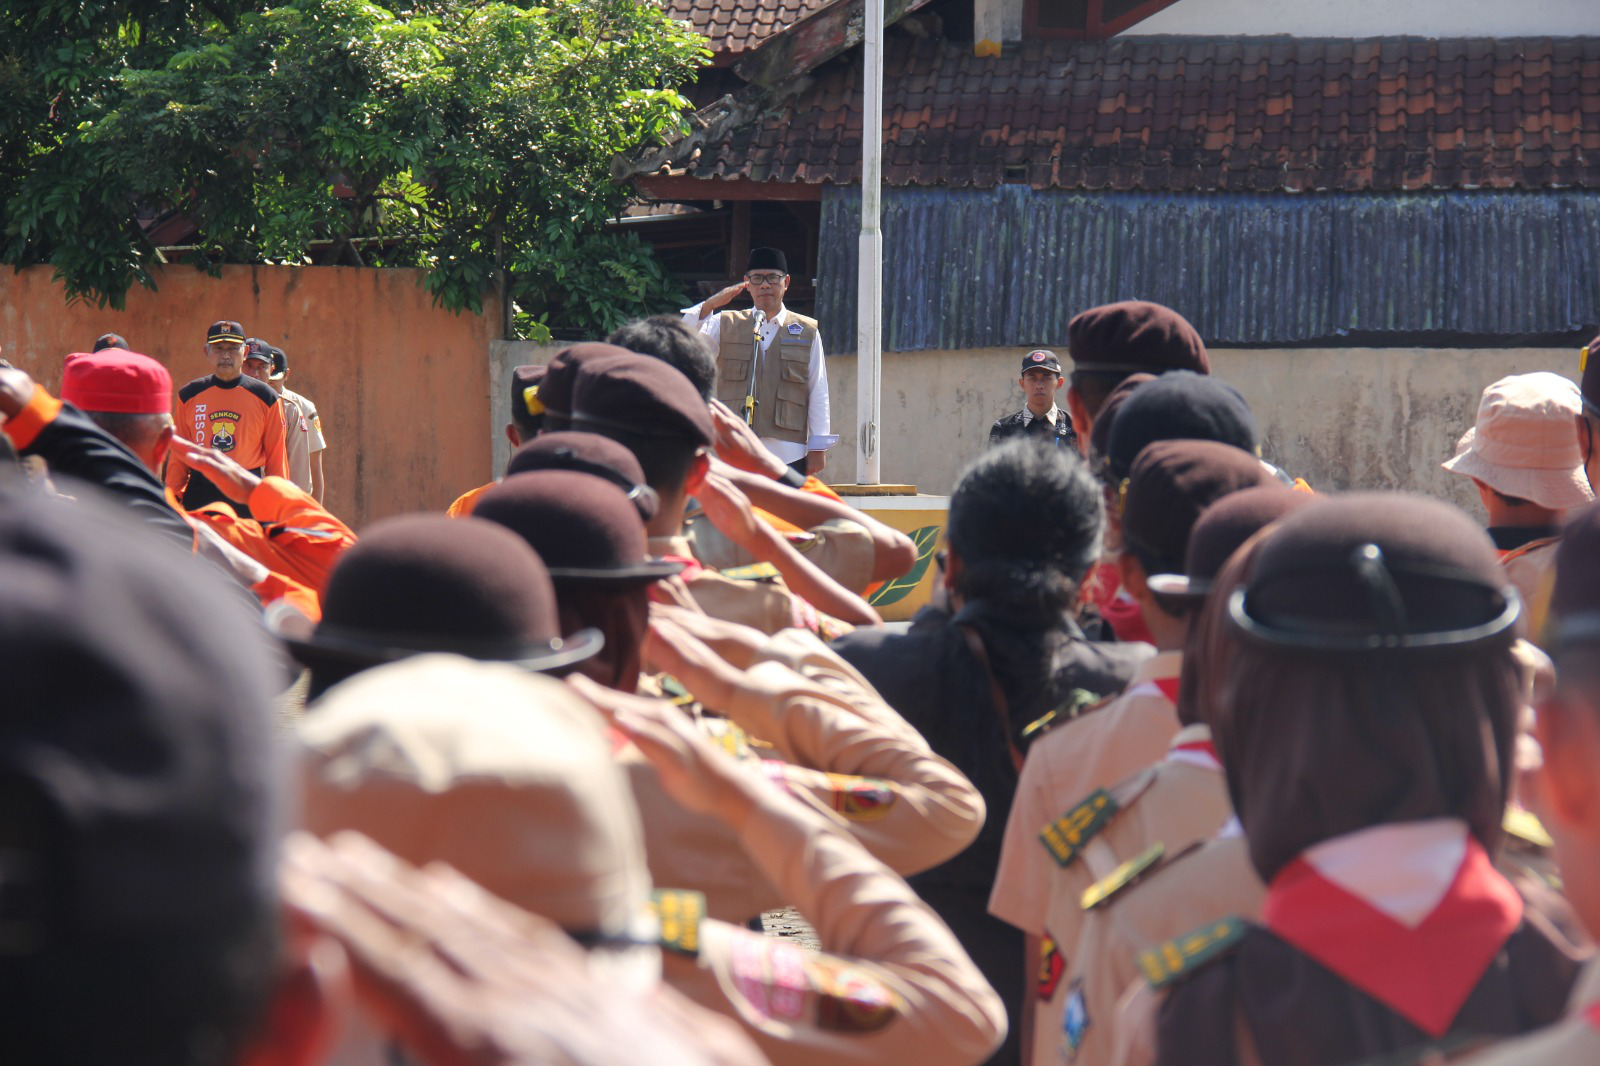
<box><xmin>1023</xmin><ymin>405</ymin><xmax>1061</xmax><ymax>427</ymax></box>
<box><xmin>1264</xmin><ymin>819</ymin><xmax>1522</xmax><ymax>1036</ymax></box>
<box><xmin>1166</xmin><ymin>723</ymin><xmax>1220</xmax><ymax>769</ymax></box>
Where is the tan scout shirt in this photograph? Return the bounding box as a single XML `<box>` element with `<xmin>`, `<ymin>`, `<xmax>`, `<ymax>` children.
<box><xmin>1028</xmin><ymin>725</ymin><xmax>1234</xmax><ymax>1066</ymax></box>
<box><xmin>661</xmin><ymin>787</ymin><xmax>1008</xmax><ymax>1066</ymax></box>
<box><xmin>718</xmin><ymin>630</ymin><xmax>985</xmax><ymax>876</ymax></box>
<box><xmin>1501</xmin><ymin>537</ymin><xmax>1559</xmax><ymax>645</ymax></box>
<box><xmin>1091</xmin><ymin>834</ymin><xmax>1265</xmax><ymax>1066</ymax></box>
<box><xmin>990</xmin><ymin>650</ymin><xmax>1184</xmax><ymax>940</ymax></box>
<box><xmin>687</xmin><ymin>515</ymin><xmax>878</xmax><ymax>596</ymax></box>
<box><xmin>650</xmin><ymin>533</ymin><xmax>817</xmax><ymax>636</ymax></box>
<box><xmin>1459</xmin><ymin>961</ymin><xmax>1600</xmax><ymax>1066</ymax></box>
<box><xmin>628</xmin><ymin>631</ymin><xmax>985</xmax><ymax>921</ymax></box>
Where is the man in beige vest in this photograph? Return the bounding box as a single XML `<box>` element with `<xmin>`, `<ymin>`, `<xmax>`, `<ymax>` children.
<box><xmin>686</xmin><ymin>247</ymin><xmax>832</xmax><ymax>477</ymax></box>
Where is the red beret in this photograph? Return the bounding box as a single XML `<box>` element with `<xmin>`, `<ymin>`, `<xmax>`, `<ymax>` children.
<box><xmin>60</xmin><ymin>349</ymin><xmax>172</xmax><ymax>415</ymax></box>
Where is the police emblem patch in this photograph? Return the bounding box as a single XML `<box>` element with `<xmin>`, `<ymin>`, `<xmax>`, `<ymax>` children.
<box><xmin>787</xmin><ymin>322</ymin><xmax>804</xmax><ymax>335</ymax></box>
<box><xmin>1061</xmin><ymin>980</ymin><xmax>1090</xmax><ymax>1060</ymax></box>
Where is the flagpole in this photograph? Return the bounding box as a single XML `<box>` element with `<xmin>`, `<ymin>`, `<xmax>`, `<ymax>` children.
<box><xmin>856</xmin><ymin>0</ymin><xmax>883</xmax><ymax>485</ymax></box>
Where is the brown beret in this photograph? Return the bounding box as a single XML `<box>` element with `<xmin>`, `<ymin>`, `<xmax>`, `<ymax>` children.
<box><xmin>1087</xmin><ymin>372</ymin><xmax>1155</xmax><ymax>473</ymax></box>
<box><xmin>571</xmin><ymin>351</ymin><xmax>713</xmax><ymax>446</ymax></box>
<box><xmin>505</xmin><ymin>431</ymin><xmax>657</xmax><ymax>520</ymax></box>
<box><xmin>1231</xmin><ymin>492</ymin><xmax>1518</xmax><ymax>652</ymax></box>
<box><xmin>283</xmin><ymin>515</ymin><xmax>601</xmax><ymax>673</ymax></box>
<box><xmin>1120</xmin><ymin>439</ymin><xmax>1274</xmax><ymax>577</ymax></box>
<box><xmin>1068</xmin><ymin>300</ymin><xmax>1209</xmax><ymax>375</ymax></box>
<box><xmin>537</xmin><ymin>343</ymin><xmax>637</xmax><ymax>421</ymax></box>
<box><xmin>1147</xmin><ymin>485</ymin><xmax>1312</xmax><ymax>599</ymax></box>
<box><xmin>476</xmin><ymin>470</ymin><xmax>682</xmax><ymax>583</ymax></box>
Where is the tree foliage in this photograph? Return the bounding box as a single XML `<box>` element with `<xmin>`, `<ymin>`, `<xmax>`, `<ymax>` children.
<box><xmin>0</xmin><ymin>0</ymin><xmax>705</xmax><ymax>337</ymax></box>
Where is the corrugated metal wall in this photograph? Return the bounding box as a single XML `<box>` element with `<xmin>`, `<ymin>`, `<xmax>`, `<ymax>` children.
<box><xmin>816</xmin><ymin>186</ymin><xmax>1600</xmax><ymax>353</ymax></box>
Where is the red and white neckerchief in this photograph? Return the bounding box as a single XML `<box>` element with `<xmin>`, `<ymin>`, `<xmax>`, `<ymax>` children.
<box><xmin>1124</xmin><ymin>653</ymin><xmax>1183</xmax><ymax>705</ymax></box>
<box><xmin>1263</xmin><ymin>819</ymin><xmax>1522</xmax><ymax>1038</ymax></box>
<box><xmin>1166</xmin><ymin>723</ymin><xmax>1221</xmax><ymax>770</ymax></box>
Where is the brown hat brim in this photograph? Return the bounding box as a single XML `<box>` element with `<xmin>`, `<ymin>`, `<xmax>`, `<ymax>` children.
<box><xmin>546</xmin><ymin>559</ymin><xmax>685</xmax><ymax>583</ymax></box>
<box><xmin>1146</xmin><ymin>572</ymin><xmax>1211</xmax><ymax>599</ymax></box>
<box><xmin>268</xmin><ymin>607</ymin><xmax>604</xmax><ymax>675</ymax></box>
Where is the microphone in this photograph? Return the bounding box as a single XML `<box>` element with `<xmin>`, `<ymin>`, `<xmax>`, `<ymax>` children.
<box><xmin>751</xmin><ymin>308</ymin><xmax>766</xmax><ymax>342</ymax></box>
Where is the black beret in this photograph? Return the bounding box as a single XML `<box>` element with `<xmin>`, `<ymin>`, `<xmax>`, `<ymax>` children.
<box><xmin>1088</xmin><ymin>372</ymin><xmax>1156</xmax><ymax>474</ymax></box>
<box><xmin>1068</xmin><ymin>300</ymin><xmax>1209</xmax><ymax>375</ymax></box>
<box><xmin>1120</xmin><ymin>439</ymin><xmax>1275</xmax><ymax>577</ymax></box>
<box><xmin>1106</xmin><ymin>371</ymin><xmax>1259</xmax><ymax>481</ymax></box>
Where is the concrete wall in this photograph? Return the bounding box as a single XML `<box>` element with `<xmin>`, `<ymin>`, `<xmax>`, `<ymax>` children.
<box><xmin>823</xmin><ymin>346</ymin><xmax>1581</xmax><ymax>518</ymax></box>
<box><xmin>1125</xmin><ymin>0</ymin><xmax>1600</xmax><ymax>37</ymax></box>
<box><xmin>488</xmin><ymin>341</ymin><xmax>568</xmax><ymax>477</ymax></box>
<box><xmin>0</xmin><ymin>264</ymin><xmax>500</xmax><ymax>529</ymax></box>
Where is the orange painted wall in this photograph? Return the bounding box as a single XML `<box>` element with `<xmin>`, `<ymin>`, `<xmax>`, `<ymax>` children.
<box><xmin>0</xmin><ymin>264</ymin><xmax>499</xmax><ymax>529</ymax></box>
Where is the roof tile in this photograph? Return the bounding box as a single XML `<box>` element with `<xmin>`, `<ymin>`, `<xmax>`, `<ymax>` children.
<box><xmin>670</xmin><ymin>36</ymin><xmax>1600</xmax><ymax>191</ymax></box>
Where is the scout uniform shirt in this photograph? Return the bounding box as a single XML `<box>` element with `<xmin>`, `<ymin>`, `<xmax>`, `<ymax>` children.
<box><xmin>278</xmin><ymin>385</ymin><xmax>326</xmax><ymax>495</ymax></box>
<box><xmin>654</xmin><ymin>783</ymin><xmax>1006</xmax><ymax>1066</ymax></box>
<box><xmin>1153</xmin><ymin>818</ymin><xmax>1584</xmax><ymax>1066</ymax></box>
<box><xmin>990</xmin><ymin>650</ymin><xmax>1183</xmax><ymax>947</ymax></box>
<box><xmin>166</xmin><ymin>373</ymin><xmax>288</xmax><ymax>501</ymax></box>
<box><xmin>649</xmin><ymin>532</ymin><xmax>829</xmax><ymax>637</ymax></box>
<box><xmin>1030</xmin><ymin>724</ymin><xmax>1235</xmax><ymax>1066</ymax></box>
<box><xmin>1459</xmin><ymin>961</ymin><xmax>1600</xmax><ymax>1065</ymax></box>
<box><xmin>627</xmin><ymin>630</ymin><xmax>985</xmax><ymax>922</ymax></box>
<box><xmin>1493</xmin><ymin>526</ymin><xmax>1562</xmax><ymax>645</ymax></box>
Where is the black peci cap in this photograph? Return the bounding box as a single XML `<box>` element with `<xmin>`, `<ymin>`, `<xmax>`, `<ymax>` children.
<box><xmin>746</xmin><ymin>247</ymin><xmax>788</xmax><ymax>274</ymax></box>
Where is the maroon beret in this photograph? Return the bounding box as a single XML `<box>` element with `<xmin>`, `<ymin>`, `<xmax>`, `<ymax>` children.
<box><xmin>1120</xmin><ymin>440</ymin><xmax>1274</xmax><ymax>577</ymax></box>
<box><xmin>537</xmin><ymin>343</ymin><xmax>636</xmax><ymax>421</ymax></box>
<box><xmin>571</xmin><ymin>350</ymin><xmax>713</xmax><ymax>446</ymax></box>
<box><xmin>1147</xmin><ymin>485</ymin><xmax>1312</xmax><ymax>599</ymax></box>
<box><xmin>476</xmin><ymin>470</ymin><xmax>682</xmax><ymax>583</ymax></box>
<box><xmin>504</xmin><ymin>431</ymin><xmax>658</xmax><ymax>520</ymax></box>
<box><xmin>1068</xmin><ymin>300</ymin><xmax>1209</xmax><ymax>375</ymax></box>
<box><xmin>283</xmin><ymin>514</ymin><xmax>600</xmax><ymax>673</ymax></box>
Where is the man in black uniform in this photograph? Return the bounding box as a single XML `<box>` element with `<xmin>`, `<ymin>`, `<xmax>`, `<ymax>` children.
<box><xmin>989</xmin><ymin>349</ymin><xmax>1076</xmax><ymax>451</ymax></box>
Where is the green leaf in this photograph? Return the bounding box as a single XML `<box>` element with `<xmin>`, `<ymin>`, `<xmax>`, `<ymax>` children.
<box><xmin>867</xmin><ymin>525</ymin><xmax>943</xmax><ymax>608</ymax></box>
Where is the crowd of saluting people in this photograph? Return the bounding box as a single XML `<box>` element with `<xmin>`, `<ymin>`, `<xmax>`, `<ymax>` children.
<box><xmin>7</xmin><ymin>297</ymin><xmax>1600</xmax><ymax>1066</ymax></box>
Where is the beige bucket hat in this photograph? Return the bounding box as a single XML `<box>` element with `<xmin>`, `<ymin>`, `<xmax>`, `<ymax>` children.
<box><xmin>296</xmin><ymin>654</ymin><xmax>653</xmax><ymax>944</ymax></box>
<box><xmin>1442</xmin><ymin>372</ymin><xmax>1594</xmax><ymax>511</ymax></box>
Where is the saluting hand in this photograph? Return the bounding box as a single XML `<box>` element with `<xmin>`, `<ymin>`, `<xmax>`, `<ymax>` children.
<box><xmin>698</xmin><ymin>280</ymin><xmax>749</xmax><ymax>318</ymax></box>
<box><xmin>568</xmin><ymin>675</ymin><xmax>759</xmax><ymax>830</ymax></box>
<box><xmin>709</xmin><ymin>399</ymin><xmax>787</xmax><ymax>479</ymax></box>
<box><xmin>690</xmin><ymin>471</ymin><xmax>763</xmax><ymax>550</ymax></box>
<box><xmin>170</xmin><ymin>436</ymin><xmax>261</xmax><ymax>503</ymax></box>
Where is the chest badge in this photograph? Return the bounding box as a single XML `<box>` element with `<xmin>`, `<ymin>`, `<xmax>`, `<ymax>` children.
<box><xmin>787</xmin><ymin>322</ymin><xmax>804</xmax><ymax>335</ymax></box>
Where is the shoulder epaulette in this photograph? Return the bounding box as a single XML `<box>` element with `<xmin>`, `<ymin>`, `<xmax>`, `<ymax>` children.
<box><xmin>1137</xmin><ymin>915</ymin><xmax>1247</xmax><ymax>989</ymax></box>
<box><xmin>177</xmin><ymin>376</ymin><xmax>213</xmax><ymax>403</ymax></box>
<box><xmin>654</xmin><ymin>673</ymin><xmax>697</xmax><ymax>707</ymax></box>
<box><xmin>1081</xmin><ymin>842</ymin><xmax>1165</xmax><ymax>910</ymax></box>
<box><xmin>1503</xmin><ymin>805</ymin><xmax>1554</xmax><ymax>849</ymax></box>
<box><xmin>1020</xmin><ymin>688</ymin><xmax>1103</xmax><ymax>743</ymax></box>
<box><xmin>719</xmin><ymin>561</ymin><xmax>781</xmax><ymax>582</ymax></box>
<box><xmin>650</xmin><ymin>889</ymin><xmax>705</xmax><ymax>957</ymax></box>
<box><xmin>1039</xmin><ymin>788</ymin><xmax>1119</xmax><ymax>867</ymax></box>
<box><xmin>239</xmin><ymin>376</ymin><xmax>279</xmax><ymax>406</ymax></box>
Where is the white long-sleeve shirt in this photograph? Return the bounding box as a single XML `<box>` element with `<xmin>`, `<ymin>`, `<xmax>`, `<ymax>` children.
<box><xmin>683</xmin><ymin>301</ymin><xmax>831</xmax><ymax>467</ymax></box>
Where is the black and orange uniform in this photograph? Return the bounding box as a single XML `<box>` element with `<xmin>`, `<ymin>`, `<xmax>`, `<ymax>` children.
<box><xmin>6</xmin><ymin>385</ymin><xmax>336</xmax><ymax>619</ymax></box>
<box><xmin>167</xmin><ymin>374</ymin><xmax>287</xmax><ymax>514</ymax></box>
